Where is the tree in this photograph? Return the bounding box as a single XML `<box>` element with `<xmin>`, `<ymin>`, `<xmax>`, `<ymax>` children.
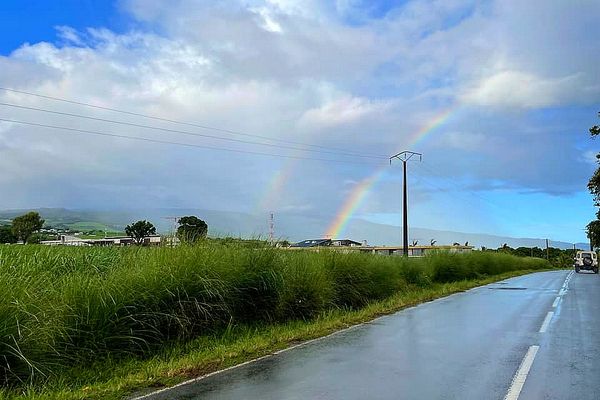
<box><xmin>11</xmin><ymin>212</ymin><xmax>44</xmax><ymax>243</ymax></box>
<box><xmin>125</xmin><ymin>220</ymin><xmax>156</xmax><ymax>245</ymax></box>
<box><xmin>588</xmin><ymin>112</ymin><xmax>600</xmax><ymax>205</ymax></box>
<box><xmin>590</xmin><ymin>111</ymin><xmax>600</xmax><ymax>137</ymax></box>
<box><xmin>177</xmin><ymin>216</ymin><xmax>208</xmax><ymax>243</ymax></box>
<box><xmin>586</xmin><ymin>112</ymin><xmax>600</xmax><ymax>250</ymax></box>
<box><xmin>586</xmin><ymin>220</ymin><xmax>600</xmax><ymax>251</ymax></box>
<box><xmin>498</xmin><ymin>243</ymin><xmax>514</xmax><ymax>253</ymax></box>
<box><xmin>26</xmin><ymin>232</ymin><xmax>45</xmax><ymax>244</ymax></box>
<box><xmin>0</xmin><ymin>225</ymin><xmax>17</xmax><ymax>244</ymax></box>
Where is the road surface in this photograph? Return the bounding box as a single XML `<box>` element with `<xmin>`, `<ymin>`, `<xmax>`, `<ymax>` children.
<box><xmin>138</xmin><ymin>270</ymin><xmax>600</xmax><ymax>400</ymax></box>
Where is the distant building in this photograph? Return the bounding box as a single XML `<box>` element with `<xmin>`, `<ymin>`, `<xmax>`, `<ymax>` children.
<box><xmin>290</xmin><ymin>239</ymin><xmax>332</xmax><ymax>248</ymax></box>
<box><xmin>41</xmin><ymin>235</ymin><xmax>89</xmax><ymax>246</ymax></box>
<box><xmin>88</xmin><ymin>235</ymin><xmax>162</xmax><ymax>246</ymax></box>
<box><xmin>290</xmin><ymin>238</ymin><xmax>362</xmax><ymax>248</ymax></box>
<box><xmin>41</xmin><ymin>235</ymin><xmax>162</xmax><ymax>247</ymax></box>
<box><xmin>331</xmin><ymin>239</ymin><xmax>363</xmax><ymax>247</ymax></box>
<box><xmin>288</xmin><ymin>239</ymin><xmax>473</xmax><ymax>257</ymax></box>
<box><xmin>358</xmin><ymin>244</ymin><xmax>474</xmax><ymax>257</ymax></box>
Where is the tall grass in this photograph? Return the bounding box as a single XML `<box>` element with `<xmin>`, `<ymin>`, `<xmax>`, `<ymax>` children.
<box><xmin>0</xmin><ymin>244</ymin><xmax>549</xmax><ymax>387</ymax></box>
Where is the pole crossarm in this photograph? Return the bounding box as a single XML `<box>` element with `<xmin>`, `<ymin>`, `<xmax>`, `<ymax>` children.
<box><xmin>389</xmin><ymin>150</ymin><xmax>422</xmax><ymax>164</ymax></box>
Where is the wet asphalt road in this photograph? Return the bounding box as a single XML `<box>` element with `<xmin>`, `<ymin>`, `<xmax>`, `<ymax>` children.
<box><xmin>141</xmin><ymin>270</ymin><xmax>600</xmax><ymax>400</ymax></box>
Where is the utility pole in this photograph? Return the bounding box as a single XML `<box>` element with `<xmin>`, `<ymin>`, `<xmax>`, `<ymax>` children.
<box><xmin>545</xmin><ymin>238</ymin><xmax>549</xmax><ymax>260</ymax></box>
<box><xmin>390</xmin><ymin>151</ymin><xmax>422</xmax><ymax>257</ymax></box>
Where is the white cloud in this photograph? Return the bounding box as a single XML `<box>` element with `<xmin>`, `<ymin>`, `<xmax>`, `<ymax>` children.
<box><xmin>583</xmin><ymin>150</ymin><xmax>599</xmax><ymax>167</ymax></box>
<box><xmin>437</xmin><ymin>130</ymin><xmax>486</xmax><ymax>151</ymax></box>
<box><xmin>250</xmin><ymin>6</ymin><xmax>283</xmax><ymax>33</ymax></box>
<box><xmin>0</xmin><ymin>0</ymin><xmax>598</xmax><ymax>235</ymax></box>
<box><xmin>462</xmin><ymin>70</ymin><xmax>595</xmax><ymax>108</ymax></box>
<box><xmin>299</xmin><ymin>95</ymin><xmax>392</xmax><ymax>129</ymax></box>
<box><xmin>55</xmin><ymin>26</ymin><xmax>86</xmax><ymax>46</ymax></box>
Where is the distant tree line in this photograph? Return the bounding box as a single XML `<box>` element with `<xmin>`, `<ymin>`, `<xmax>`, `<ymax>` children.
<box><xmin>586</xmin><ymin>111</ymin><xmax>600</xmax><ymax>250</ymax></box>
<box><xmin>122</xmin><ymin>215</ymin><xmax>209</xmax><ymax>245</ymax></box>
<box><xmin>482</xmin><ymin>244</ymin><xmax>578</xmax><ymax>268</ymax></box>
<box><xmin>1</xmin><ymin>212</ymin><xmax>210</xmax><ymax>246</ymax></box>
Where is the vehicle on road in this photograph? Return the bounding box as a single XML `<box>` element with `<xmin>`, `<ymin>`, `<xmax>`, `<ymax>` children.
<box><xmin>573</xmin><ymin>251</ymin><xmax>598</xmax><ymax>273</ymax></box>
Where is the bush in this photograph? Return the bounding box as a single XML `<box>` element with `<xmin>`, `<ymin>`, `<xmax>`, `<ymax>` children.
<box><xmin>275</xmin><ymin>257</ymin><xmax>334</xmax><ymax>320</ymax></box>
<box><xmin>401</xmin><ymin>258</ymin><xmax>431</xmax><ymax>287</ymax></box>
<box><xmin>427</xmin><ymin>251</ymin><xmax>548</xmax><ymax>283</ymax></box>
<box><xmin>230</xmin><ymin>248</ymin><xmax>283</xmax><ymax>322</ymax></box>
<box><xmin>325</xmin><ymin>252</ymin><xmax>402</xmax><ymax>308</ymax></box>
<box><xmin>0</xmin><ymin>245</ymin><xmax>549</xmax><ymax>386</ymax></box>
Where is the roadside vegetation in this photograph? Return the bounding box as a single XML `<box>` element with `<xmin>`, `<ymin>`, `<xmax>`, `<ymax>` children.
<box><xmin>482</xmin><ymin>244</ymin><xmax>580</xmax><ymax>269</ymax></box>
<box><xmin>586</xmin><ymin>111</ymin><xmax>600</xmax><ymax>250</ymax></box>
<box><xmin>0</xmin><ymin>244</ymin><xmax>550</xmax><ymax>399</ymax></box>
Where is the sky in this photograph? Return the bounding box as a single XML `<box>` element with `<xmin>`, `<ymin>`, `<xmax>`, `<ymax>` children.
<box><xmin>0</xmin><ymin>0</ymin><xmax>598</xmax><ymax>243</ymax></box>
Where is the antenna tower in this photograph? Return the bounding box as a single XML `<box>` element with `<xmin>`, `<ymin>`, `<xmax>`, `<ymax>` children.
<box><xmin>269</xmin><ymin>212</ymin><xmax>275</xmax><ymax>244</ymax></box>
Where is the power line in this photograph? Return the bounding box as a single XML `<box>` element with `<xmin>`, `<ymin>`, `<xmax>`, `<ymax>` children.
<box><xmin>0</xmin><ymin>87</ymin><xmax>389</xmax><ymax>158</ymax></box>
<box><xmin>0</xmin><ymin>102</ymin><xmax>386</xmax><ymax>160</ymax></box>
<box><xmin>0</xmin><ymin>117</ymin><xmax>384</xmax><ymax>166</ymax></box>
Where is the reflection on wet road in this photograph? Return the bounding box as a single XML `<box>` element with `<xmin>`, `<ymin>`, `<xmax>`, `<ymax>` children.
<box><xmin>139</xmin><ymin>270</ymin><xmax>600</xmax><ymax>400</ymax></box>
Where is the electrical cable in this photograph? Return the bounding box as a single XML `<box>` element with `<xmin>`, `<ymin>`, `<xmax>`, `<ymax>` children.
<box><xmin>0</xmin><ymin>102</ymin><xmax>387</xmax><ymax>159</ymax></box>
<box><xmin>0</xmin><ymin>87</ymin><xmax>389</xmax><ymax>158</ymax></box>
<box><xmin>0</xmin><ymin>117</ymin><xmax>386</xmax><ymax>166</ymax></box>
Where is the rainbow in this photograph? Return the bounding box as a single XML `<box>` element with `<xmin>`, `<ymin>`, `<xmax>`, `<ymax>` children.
<box><xmin>324</xmin><ymin>168</ymin><xmax>387</xmax><ymax>238</ymax></box>
<box><xmin>323</xmin><ymin>104</ymin><xmax>459</xmax><ymax>239</ymax></box>
<box><xmin>256</xmin><ymin>159</ymin><xmax>297</xmax><ymax>213</ymax></box>
<box><xmin>405</xmin><ymin>106</ymin><xmax>457</xmax><ymax>148</ymax></box>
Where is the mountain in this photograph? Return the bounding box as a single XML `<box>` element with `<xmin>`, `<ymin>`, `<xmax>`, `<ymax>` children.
<box><xmin>0</xmin><ymin>208</ymin><xmax>588</xmax><ymax>250</ymax></box>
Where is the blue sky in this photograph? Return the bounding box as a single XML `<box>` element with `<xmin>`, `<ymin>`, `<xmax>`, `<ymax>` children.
<box><xmin>0</xmin><ymin>0</ymin><xmax>598</xmax><ymax>244</ymax></box>
<box><xmin>0</xmin><ymin>1</ymin><xmax>126</xmax><ymax>55</ymax></box>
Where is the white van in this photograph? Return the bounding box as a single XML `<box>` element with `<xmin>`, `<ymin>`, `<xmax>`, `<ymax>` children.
<box><xmin>573</xmin><ymin>251</ymin><xmax>598</xmax><ymax>274</ymax></box>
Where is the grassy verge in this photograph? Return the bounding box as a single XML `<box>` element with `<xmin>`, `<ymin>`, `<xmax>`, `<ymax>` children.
<box><xmin>0</xmin><ymin>245</ymin><xmax>550</xmax><ymax>399</ymax></box>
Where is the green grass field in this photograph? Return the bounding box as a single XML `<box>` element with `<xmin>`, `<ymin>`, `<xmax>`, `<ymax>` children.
<box><xmin>0</xmin><ymin>244</ymin><xmax>550</xmax><ymax>399</ymax></box>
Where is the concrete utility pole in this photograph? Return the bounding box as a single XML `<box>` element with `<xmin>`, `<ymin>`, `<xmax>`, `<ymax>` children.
<box><xmin>390</xmin><ymin>151</ymin><xmax>422</xmax><ymax>257</ymax></box>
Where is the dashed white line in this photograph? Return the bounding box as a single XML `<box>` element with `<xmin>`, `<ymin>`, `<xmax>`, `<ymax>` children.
<box><xmin>558</xmin><ymin>270</ymin><xmax>574</xmax><ymax>297</ymax></box>
<box><xmin>504</xmin><ymin>345</ymin><xmax>540</xmax><ymax>400</ymax></box>
<box><xmin>539</xmin><ymin>311</ymin><xmax>554</xmax><ymax>333</ymax></box>
<box><xmin>551</xmin><ymin>297</ymin><xmax>560</xmax><ymax>308</ymax></box>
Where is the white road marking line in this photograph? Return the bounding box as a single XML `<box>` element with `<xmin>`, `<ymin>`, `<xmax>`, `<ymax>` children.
<box><xmin>539</xmin><ymin>311</ymin><xmax>554</xmax><ymax>333</ymax></box>
<box><xmin>557</xmin><ymin>271</ymin><xmax>573</xmax><ymax>295</ymax></box>
<box><xmin>131</xmin><ymin>320</ymin><xmax>371</xmax><ymax>399</ymax></box>
<box><xmin>551</xmin><ymin>297</ymin><xmax>560</xmax><ymax>308</ymax></box>
<box><xmin>130</xmin><ymin>353</ymin><xmax>273</xmax><ymax>399</ymax></box>
<box><xmin>504</xmin><ymin>345</ymin><xmax>540</xmax><ymax>400</ymax></box>
<box><xmin>131</xmin><ymin>275</ymin><xmax>543</xmax><ymax>400</ymax></box>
